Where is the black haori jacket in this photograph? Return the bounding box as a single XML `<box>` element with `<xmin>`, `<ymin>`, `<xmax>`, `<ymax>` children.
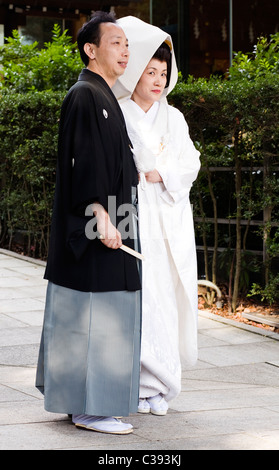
<box><xmin>44</xmin><ymin>69</ymin><xmax>141</xmax><ymax>292</ymax></box>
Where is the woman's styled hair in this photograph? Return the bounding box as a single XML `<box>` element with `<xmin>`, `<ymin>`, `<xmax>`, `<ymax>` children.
<box><xmin>77</xmin><ymin>11</ymin><xmax>117</xmax><ymax>66</ymax></box>
<box><xmin>152</xmin><ymin>42</ymin><xmax>172</xmax><ymax>87</ymax></box>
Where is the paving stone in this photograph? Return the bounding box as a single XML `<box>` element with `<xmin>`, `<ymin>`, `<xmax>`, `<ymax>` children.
<box><xmin>0</xmin><ymin>249</ymin><xmax>279</xmax><ymax>450</ymax></box>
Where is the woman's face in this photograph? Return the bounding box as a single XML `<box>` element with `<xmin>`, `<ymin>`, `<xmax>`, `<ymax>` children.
<box><xmin>132</xmin><ymin>58</ymin><xmax>168</xmax><ymax>111</ymax></box>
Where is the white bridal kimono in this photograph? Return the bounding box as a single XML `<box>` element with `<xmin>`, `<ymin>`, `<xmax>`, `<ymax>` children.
<box><xmin>114</xmin><ymin>16</ymin><xmax>201</xmax><ymax>402</ymax></box>
<box><xmin>121</xmin><ymin>99</ymin><xmax>200</xmax><ymax>401</ymax></box>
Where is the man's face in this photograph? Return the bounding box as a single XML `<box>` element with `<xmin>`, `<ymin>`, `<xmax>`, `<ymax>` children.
<box><xmin>91</xmin><ymin>23</ymin><xmax>129</xmax><ymax>86</ymax></box>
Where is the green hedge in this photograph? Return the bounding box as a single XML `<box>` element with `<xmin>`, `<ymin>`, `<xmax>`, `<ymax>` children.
<box><xmin>0</xmin><ymin>27</ymin><xmax>279</xmax><ymax>309</ymax></box>
<box><xmin>0</xmin><ymin>25</ymin><xmax>82</xmax><ymax>92</ymax></box>
<box><xmin>0</xmin><ymin>25</ymin><xmax>79</xmax><ymax>258</ymax></box>
<box><xmin>0</xmin><ymin>90</ymin><xmax>63</xmax><ymax>258</ymax></box>
<box><xmin>168</xmin><ymin>36</ymin><xmax>279</xmax><ymax>309</ymax></box>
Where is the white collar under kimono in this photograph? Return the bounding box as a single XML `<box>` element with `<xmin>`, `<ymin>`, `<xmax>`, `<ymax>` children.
<box><xmin>128</xmin><ymin>99</ymin><xmax>159</xmax><ymax>131</ymax></box>
<box><xmin>121</xmin><ymin>99</ymin><xmax>170</xmax><ymax>190</ymax></box>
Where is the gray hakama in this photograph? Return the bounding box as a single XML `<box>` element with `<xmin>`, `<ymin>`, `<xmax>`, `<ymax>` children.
<box><xmin>36</xmin><ymin>189</ymin><xmax>141</xmax><ymax>417</ymax></box>
<box><xmin>36</xmin><ymin>284</ymin><xmax>141</xmax><ymax>417</ymax></box>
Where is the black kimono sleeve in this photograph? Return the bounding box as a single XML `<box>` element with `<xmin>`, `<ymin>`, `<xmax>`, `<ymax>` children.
<box><xmin>59</xmin><ymin>82</ymin><xmax>113</xmax><ymax>215</ymax></box>
<box><xmin>57</xmin><ymin>81</ymin><xmax>121</xmax><ymax>261</ymax></box>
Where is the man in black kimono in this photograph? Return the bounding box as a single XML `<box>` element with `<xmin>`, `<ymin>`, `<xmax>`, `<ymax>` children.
<box><xmin>36</xmin><ymin>12</ymin><xmax>142</xmax><ymax>435</ymax></box>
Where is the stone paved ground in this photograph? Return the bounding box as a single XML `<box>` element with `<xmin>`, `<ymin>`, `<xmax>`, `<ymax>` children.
<box><xmin>0</xmin><ymin>249</ymin><xmax>279</xmax><ymax>450</ymax></box>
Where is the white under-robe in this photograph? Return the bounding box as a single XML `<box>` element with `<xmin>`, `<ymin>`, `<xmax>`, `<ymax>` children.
<box><xmin>121</xmin><ymin>98</ymin><xmax>200</xmax><ymax>402</ymax></box>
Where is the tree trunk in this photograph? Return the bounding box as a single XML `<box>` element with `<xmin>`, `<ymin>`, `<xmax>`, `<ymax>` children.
<box><xmin>197</xmin><ymin>178</ymin><xmax>209</xmax><ymax>280</ymax></box>
<box><xmin>232</xmin><ymin>133</ymin><xmax>242</xmax><ymax>312</ymax></box>
<box><xmin>200</xmin><ymin>133</ymin><xmax>218</xmax><ymax>284</ymax></box>
<box><xmin>263</xmin><ymin>154</ymin><xmax>272</xmax><ymax>286</ymax></box>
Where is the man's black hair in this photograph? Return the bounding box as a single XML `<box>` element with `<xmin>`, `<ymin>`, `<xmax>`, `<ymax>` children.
<box><xmin>77</xmin><ymin>11</ymin><xmax>117</xmax><ymax>66</ymax></box>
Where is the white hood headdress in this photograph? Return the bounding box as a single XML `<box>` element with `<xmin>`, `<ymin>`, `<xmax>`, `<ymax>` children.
<box><xmin>112</xmin><ymin>16</ymin><xmax>178</xmax><ymax>103</ymax></box>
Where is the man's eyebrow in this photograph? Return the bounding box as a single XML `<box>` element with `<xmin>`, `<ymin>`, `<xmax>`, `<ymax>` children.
<box><xmin>111</xmin><ymin>35</ymin><xmax>128</xmax><ymax>41</ymax></box>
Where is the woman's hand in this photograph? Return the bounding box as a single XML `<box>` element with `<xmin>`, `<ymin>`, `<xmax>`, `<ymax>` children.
<box><xmin>144</xmin><ymin>169</ymin><xmax>162</xmax><ymax>183</ymax></box>
<box><xmin>92</xmin><ymin>203</ymin><xmax>122</xmax><ymax>249</ymax></box>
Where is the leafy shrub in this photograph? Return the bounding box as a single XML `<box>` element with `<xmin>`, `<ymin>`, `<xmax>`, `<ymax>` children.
<box><xmin>0</xmin><ymin>90</ymin><xmax>63</xmax><ymax>258</ymax></box>
<box><xmin>0</xmin><ymin>25</ymin><xmax>83</xmax><ymax>258</ymax></box>
<box><xmin>0</xmin><ymin>24</ymin><xmax>83</xmax><ymax>92</ymax></box>
<box><xmin>169</xmin><ymin>32</ymin><xmax>279</xmax><ymax>309</ymax></box>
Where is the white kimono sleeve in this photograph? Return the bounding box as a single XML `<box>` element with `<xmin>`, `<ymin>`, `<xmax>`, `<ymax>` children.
<box><xmin>156</xmin><ymin>108</ymin><xmax>200</xmax><ymax>205</ymax></box>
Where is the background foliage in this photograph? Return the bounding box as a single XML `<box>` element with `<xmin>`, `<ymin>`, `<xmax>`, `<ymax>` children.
<box><xmin>169</xmin><ymin>33</ymin><xmax>279</xmax><ymax>310</ymax></box>
<box><xmin>0</xmin><ymin>24</ymin><xmax>82</xmax><ymax>92</ymax></box>
<box><xmin>0</xmin><ymin>27</ymin><xmax>278</xmax><ymax>309</ymax></box>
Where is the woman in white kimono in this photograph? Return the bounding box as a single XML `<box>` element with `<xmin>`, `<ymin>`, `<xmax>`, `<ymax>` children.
<box><xmin>113</xmin><ymin>17</ymin><xmax>201</xmax><ymax>415</ymax></box>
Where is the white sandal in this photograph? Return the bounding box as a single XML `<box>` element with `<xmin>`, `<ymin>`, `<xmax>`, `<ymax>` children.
<box><xmin>138</xmin><ymin>398</ymin><xmax>151</xmax><ymax>414</ymax></box>
<box><xmin>72</xmin><ymin>415</ymin><xmax>133</xmax><ymax>435</ymax></box>
<box><xmin>147</xmin><ymin>394</ymin><xmax>168</xmax><ymax>416</ymax></box>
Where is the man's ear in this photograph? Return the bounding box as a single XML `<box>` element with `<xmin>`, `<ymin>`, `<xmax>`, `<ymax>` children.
<box><xmin>84</xmin><ymin>43</ymin><xmax>95</xmax><ymax>60</ymax></box>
